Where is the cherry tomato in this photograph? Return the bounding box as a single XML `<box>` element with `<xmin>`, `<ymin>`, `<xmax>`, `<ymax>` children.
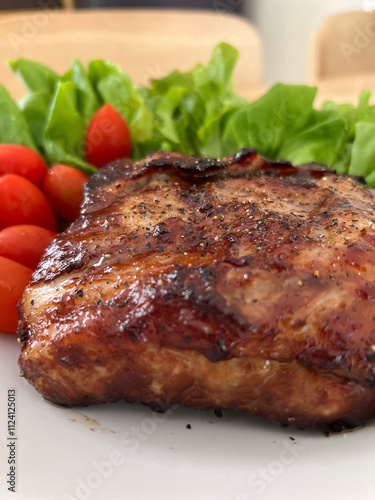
<box><xmin>85</xmin><ymin>103</ymin><xmax>132</xmax><ymax>167</ymax></box>
<box><xmin>0</xmin><ymin>144</ymin><xmax>47</xmax><ymax>187</ymax></box>
<box><xmin>0</xmin><ymin>256</ymin><xmax>33</xmax><ymax>333</ymax></box>
<box><xmin>0</xmin><ymin>174</ymin><xmax>58</xmax><ymax>232</ymax></box>
<box><xmin>0</xmin><ymin>225</ymin><xmax>56</xmax><ymax>270</ymax></box>
<box><xmin>42</xmin><ymin>165</ymin><xmax>89</xmax><ymax>222</ymax></box>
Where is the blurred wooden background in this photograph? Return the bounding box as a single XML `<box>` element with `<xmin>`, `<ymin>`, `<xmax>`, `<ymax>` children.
<box><xmin>0</xmin><ymin>8</ymin><xmax>263</xmax><ymax>102</ymax></box>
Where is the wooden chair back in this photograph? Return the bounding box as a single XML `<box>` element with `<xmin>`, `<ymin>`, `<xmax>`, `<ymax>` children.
<box><xmin>0</xmin><ymin>9</ymin><xmax>262</xmax><ymax>100</ymax></box>
<box><xmin>309</xmin><ymin>10</ymin><xmax>375</xmax><ymax>82</ymax></box>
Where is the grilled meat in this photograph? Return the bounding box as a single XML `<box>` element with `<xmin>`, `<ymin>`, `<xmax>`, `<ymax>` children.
<box><xmin>18</xmin><ymin>149</ymin><xmax>375</xmax><ymax>428</ymax></box>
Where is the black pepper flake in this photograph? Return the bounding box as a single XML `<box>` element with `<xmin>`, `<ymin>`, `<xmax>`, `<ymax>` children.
<box><xmin>179</xmin><ymin>208</ymin><xmax>185</xmax><ymax>214</ymax></box>
<box><xmin>184</xmin><ymin>336</ymin><xmax>191</xmax><ymax>343</ymax></box>
<box><xmin>186</xmin><ymin>424</ymin><xmax>191</xmax><ymax>430</ymax></box>
<box><xmin>157</xmin><ymin>246</ymin><xmax>164</xmax><ymax>253</ymax></box>
<box><xmin>289</xmin><ymin>436</ymin><xmax>295</xmax><ymax>441</ymax></box>
<box><xmin>97</xmin><ymin>299</ymin><xmax>102</xmax><ymax>306</ymax></box>
<box><xmin>214</xmin><ymin>409</ymin><xmax>223</xmax><ymax>418</ymax></box>
<box><xmin>30</xmin><ymin>299</ymin><xmax>34</xmax><ymax>306</ymax></box>
<box><xmin>76</xmin><ymin>289</ymin><xmax>84</xmax><ymax>298</ymax></box>
<box><xmin>146</xmin><ymin>242</ymin><xmax>151</xmax><ymax>249</ymax></box>
<box><xmin>124</xmin><ymin>282</ymin><xmax>128</xmax><ymax>287</ymax></box>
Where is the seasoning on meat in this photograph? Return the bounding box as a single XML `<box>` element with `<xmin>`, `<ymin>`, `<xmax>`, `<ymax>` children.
<box><xmin>17</xmin><ymin>149</ymin><xmax>375</xmax><ymax>428</ymax></box>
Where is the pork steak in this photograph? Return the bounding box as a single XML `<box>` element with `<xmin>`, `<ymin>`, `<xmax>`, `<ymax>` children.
<box><xmin>18</xmin><ymin>149</ymin><xmax>375</xmax><ymax>428</ymax></box>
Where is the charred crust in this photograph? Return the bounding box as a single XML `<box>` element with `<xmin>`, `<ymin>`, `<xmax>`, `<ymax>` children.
<box><xmin>17</xmin><ymin>322</ymin><xmax>31</xmax><ymax>343</ymax></box>
<box><xmin>64</xmin><ymin>259</ymin><xmax>83</xmax><ymax>276</ymax></box>
<box><xmin>269</xmin><ymin>158</ymin><xmax>293</xmax><ymax>168</ymax></box>
<box><xmin>234</xmin><ymin>148</ymin><xmax>257</xmax><ymax>163</ymax></box>
<box><xmin>324</xmin><ymin>421</ymin><xmax>354</xmax><ymax>435</ymax></box>
<box><xmin>342</xmin><ymin>173</ymin><xmax>367</xmax><ymax>186</ymax></box>
<box><xmin>143</xmin><ymin>153</ymin><xmax>228</xmax><ymax>172</ymax></box>
<box><xmin>85</xmin><ymin>159</ymin><xmax>134</xmax><ymax>192</ymax></box>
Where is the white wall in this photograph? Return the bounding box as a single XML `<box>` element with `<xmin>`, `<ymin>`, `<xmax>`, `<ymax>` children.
<box><xmin>246</xmin><ymin>0</ymin><xmax>366</xmax><ymax>84</ymax></box>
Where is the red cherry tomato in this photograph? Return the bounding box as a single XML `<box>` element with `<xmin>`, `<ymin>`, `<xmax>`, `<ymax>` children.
<box><xmin>42</xmin><ymin>165</ymin><xmax>89</xmax><ymax>223</ymax></box>
<box><xmin>0</xmin><ymin>256</ymin><xmax>33</xmax><ymax>333</ymax></box>
<box><xmin>0</xmin><ymin>174</ymin><xmax>58</xmax><ymax>232</ymax></box>
<box><xmin>85</xmin><ymin>103</ymin><xmax>132</xmax><ymax>167</ymax></box>
<box><xmin>0</xmin><ymin>144</ymin><xmax>47</xmax><ymax>187</ymax></box>
<box><xmin>0</xmin><ymin>225</ymin><xmax>56</xmax><ymax>270</ymax></box>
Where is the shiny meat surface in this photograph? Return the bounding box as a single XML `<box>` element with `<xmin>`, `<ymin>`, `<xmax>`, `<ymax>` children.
<box><xmin>18</xmin><ymin>149</ymin><xmax>375</xmax><ymax>428</ymax></box>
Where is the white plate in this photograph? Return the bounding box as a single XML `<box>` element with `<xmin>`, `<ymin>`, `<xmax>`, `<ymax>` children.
<box><xmin>1</xmin><ymin>333</ymin><xmax>375</xmax><ymax>500</ymax></box>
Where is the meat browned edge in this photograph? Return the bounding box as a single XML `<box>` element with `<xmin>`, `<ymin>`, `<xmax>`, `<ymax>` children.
<box><xmin>17</xmin><ymin>149</ymin><xmax>375</xmax><ymax>428</ymax></box>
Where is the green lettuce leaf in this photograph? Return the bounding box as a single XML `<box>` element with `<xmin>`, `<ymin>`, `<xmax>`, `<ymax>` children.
<box><xmin>43</xmin><ymin>81</ymin><xmax>96</xmax><ymax>175</ymax></box>
<box><xmin>279</xmin><ymin>114</ymin><xmax>346</xmax><ymax>166</ymax></box>
<box><xmin>222</xmin><ymin>84</ymin><xmax>317</xmax><ymax>158</ymax></box>
<box><xmin>349</xmin><ymin>122</ymin><xmax>375</xmax><ymax>180</ymax></box>
<box><xmin>0</xmin><ymin>85</ymin><xmax>37</xmax><ymax>149</ymax></box>
<box><xmin>8</xmin><ymin>59</ymin><xmax>59</xmax><ymax>93</ymax></box>
<box><xmin>18</xmin><ymin>91</ymin><xmax>51</xmax><ymax>149</ymax></box>
<box><xmin>6</xmin><ymin>43</ymin><xmax>375</xmax><ymax>187</ymax></box>
<box><xmin>9</xmin><ymin>59</ymin><xmax>60</xmax><ymax>150</ymax></box>
<box><xmin>65</xmin><ymin>60</ymin><xmax>100</xmax><ymax>125</ymax></box>
<box><xmin>88</xmin><ymin>60</ymin><xmax>153</xmax><ymax>144</ymax></box>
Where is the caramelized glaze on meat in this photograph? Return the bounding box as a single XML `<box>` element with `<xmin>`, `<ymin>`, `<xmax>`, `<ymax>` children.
<box><xmin>18</xmin><ymin>149</ymin><xmax>375</xmax><ymax>427</ymax></box>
